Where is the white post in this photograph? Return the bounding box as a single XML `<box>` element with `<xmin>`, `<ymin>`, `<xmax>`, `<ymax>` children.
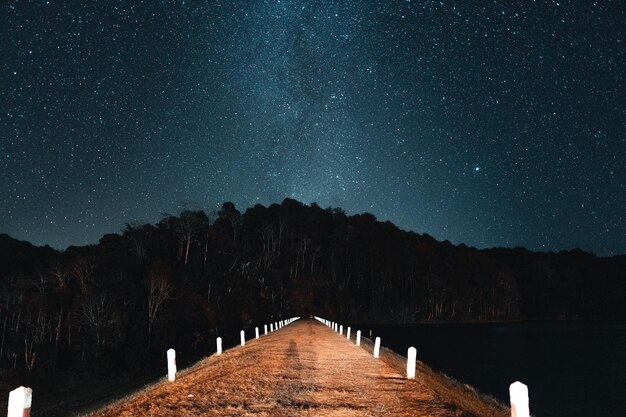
<box><xmin>509</xmin><ymin>381</ymin><xmax>530</xmax><ymax>417</ymax></box>
<box><xmin>407</xmin><ymin>347</ymin><xmax>417</xmax><ymax>379</ymax></box>
<box><xmin>216</xmin><ymin>337</ymin><xmax>222</xmax><ymax>355</ymax></box>
<box><xmin>264</xmin><ymin>324</ymin><xmax>268</xmax><ymax>335</ymax></box>
<box><xmin>240</xmin><ymin>330</ymin><xmax>245</xmax><ymax>346</ymax></box>
<box><xmin>167</xmin><ymin>348</ymin><xmax>176</xmax><ymax>382</ymax></box>
<box><xmin>373</xmin><ymin>337</ymin><xmax>381</xmax><ymax>358</ymax></box>
<box><xmin>7</xmin><ymin>386</ymin><xmax>32</xmax><ymax>417</ymax></box>
<box><xmin>346</xmin><ymin>327</ymin><xmax>351</xmax><ymax>339</ymax></box>
<box><xmin>356</xmin><ymin>330</ymin><xmax>361</xmax><ymax>346</ymax></box>
<box><xmin>255</xmin><ymin>327</ymin><xmax>259</xmax><ymax>339</ymax></box>
<box><xmin>339</xmin><ymin>325</ymin><xmax>343</xmax><ymax>335</ymax></box>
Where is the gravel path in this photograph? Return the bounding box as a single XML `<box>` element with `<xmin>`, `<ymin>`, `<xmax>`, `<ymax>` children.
<box><xmin>89</xmin><ymin>319</ymin><xmax>472</xmax><ymax>416</ymax></box>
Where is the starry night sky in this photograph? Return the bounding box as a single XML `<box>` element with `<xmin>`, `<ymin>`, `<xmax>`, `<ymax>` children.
<box><xmin>1</xmin><ymin>1</ymin><xmax>624</xmax><ymax>255</ymax></box>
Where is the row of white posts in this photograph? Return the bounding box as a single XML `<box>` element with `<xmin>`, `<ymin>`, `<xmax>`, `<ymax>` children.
<box><xmin>313</xmin><ymin>316</ymin><xmax>530</xmax><ymax>417</ymax></box>
<box><xmin>172</xmin><ymin>317</ymin><xmax>300</xmax><ymax>380</ymax></box>
<box><xmin>6</xmin><ymin>317</ymin><xmax>300</xmax><ymax>416</ymax></box>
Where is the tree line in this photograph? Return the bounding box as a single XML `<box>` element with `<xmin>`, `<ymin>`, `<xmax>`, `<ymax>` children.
<box><xmin>1</xmin><ymin>198</ymin><xmax>624</xmax><ymax>378</ymax></box>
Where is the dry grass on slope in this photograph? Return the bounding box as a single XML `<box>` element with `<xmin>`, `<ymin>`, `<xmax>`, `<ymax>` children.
<box><xmin>358</xmin><ymin>336</ymin><xmax>509</xmax><ymax>417</ymax></box>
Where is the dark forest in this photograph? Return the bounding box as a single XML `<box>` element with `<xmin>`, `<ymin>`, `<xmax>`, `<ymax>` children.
<box><xmin>1</xmin><ymin>199</ymin><xmax>625</xmax><ymax>386</ymax></box>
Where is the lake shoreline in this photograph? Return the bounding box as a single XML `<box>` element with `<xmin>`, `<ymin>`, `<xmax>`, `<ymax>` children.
<box><xmin>346</xmin><ymin>317</ymin><xmax>625</xmax><ymax>326</ymax></box>
<box><xmin>352</xmin><ymin>320</ymin><xmax>626</xmax><ymax>417</ymax></box>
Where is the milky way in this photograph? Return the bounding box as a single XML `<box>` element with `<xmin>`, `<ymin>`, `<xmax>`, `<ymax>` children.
<box><xmin>1</xmin><ymin>1</ymin><xmax>624</xmax><ymax>255</ymax></box>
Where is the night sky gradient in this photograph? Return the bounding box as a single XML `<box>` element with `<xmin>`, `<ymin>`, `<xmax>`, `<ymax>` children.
<box><xmin>1</xmin><ymin>1</ymin><xmax>624</xmax><ymax>255</ymax></box>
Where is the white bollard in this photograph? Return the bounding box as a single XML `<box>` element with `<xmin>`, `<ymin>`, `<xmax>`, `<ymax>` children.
<box><xmin>407</xmin><ymin>347</ymin><xmax>417</xmax><ymax>379</ymax></box>
<box><xmin>240</xmin><ymin>330</ymin><xmax>245</xmax><ymax>346</ymax></box>
<box><xmin>255</xmin><ymin>327</ymin><xmax>259</xmax><ymax>339</ymax></box>
<box><xmin>356</xmin><ymin>330</ymin><xmax>361</xmax><ymax>346</ymax></box>
<box><xmin>270</xmin><ymin>323</ymin><xmax>274</xmax><ymax>332</ymax></box>
<box><xmin>339</xmin><ymin>325</ymin><xmax>343</xmax><ymax>335</ymax></box>
<box><xmin>167</xmin><ymin>348</ymin><xmax>176</xmax><ymax>382</ymax></box>
<box><xmin>373</xmin><ymin>337</ymin><xmax>381</xmax><ymax>358</ymax></box>
<box><xmin>347</xmin><ymin>327</ymin><xmax>351</xmax><ymax>339</ymax></box>
<box><xmin>216</xmin><ymin>337</ymin><xmax>222</xmax><ymax>355</ymax></box>
<box><xmin>509</xmin><ymin>381</ymin><xmax>530</xmax><ymax>417</ymax></box>
<box><xmin>264</xmin><ymin>324</ymin><xmax>268</xmax><ymax>335</ymax></box>
<box><xmin>7</xmin><ymin>386</ymin><xmax>32</xmax><ymax>417</ymax></box>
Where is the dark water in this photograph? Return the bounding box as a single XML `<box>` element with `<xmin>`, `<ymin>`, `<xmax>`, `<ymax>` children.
<box><xmin>359</xmin><ymin>321</ymin><xmax>626</xmax><ymax>417</ymax></box>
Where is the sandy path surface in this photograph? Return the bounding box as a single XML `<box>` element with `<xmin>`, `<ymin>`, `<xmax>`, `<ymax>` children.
<box><xmin>89</xmin><ymin>319</ymin><xmax>469</xmax><ymax>416</ymax></box>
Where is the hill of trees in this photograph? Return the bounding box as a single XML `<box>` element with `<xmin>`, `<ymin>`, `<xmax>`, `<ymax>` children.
<box><xmin>1</xmin><ymin>198</ymin><xmax>625</xmax><ymax>380</ymax></box>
